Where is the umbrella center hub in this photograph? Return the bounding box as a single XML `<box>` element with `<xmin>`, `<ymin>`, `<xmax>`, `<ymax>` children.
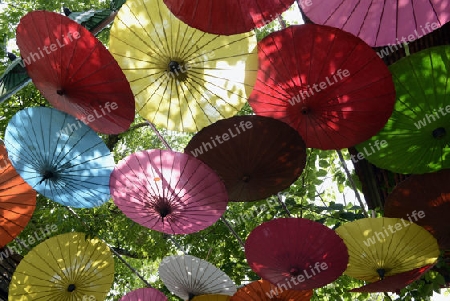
<box><xmin>432</xmin><ymin>127</ymin><xmax>446</xmax><ymax>139</ymax></box>
<box><xmin>57</xmin><ymin>89</ymin><xmax>65</xmax><ymax>95</ymax></box>
<box><xmin>289</xmin><ymin>267</ymin><xmax>300</xmax><ymax>276</ymax></box>
<box><xmin>168</xmin><ymin>60</ymin><xmax>188</xmax><ymax>81</ymax></box>
<box><xmin>376</xmin><ymin>268</ymin><xmax>385</xmax><ymax>280</ymax></box>
<box><xmin>301</xmin><ymin>106</ymin><xmax>310</xmax><ymax>115</ymax></box>
<box><xmin>242</xmin><ymin>175</ymin><xmax>250</xmax><ymax>183</ymax></box>
<box><xmin>154</xmin><ymin>198</ymin><xmax>173</xmax><ymax>218</ymax></box>
<box><xmin>67</xmin><ymin>284</ymin><xmax>76</xmax><ymax>292</ymax></box>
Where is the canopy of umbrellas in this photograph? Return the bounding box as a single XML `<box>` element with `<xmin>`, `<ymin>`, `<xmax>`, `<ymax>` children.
<box><xmin>0</xmin><ymin>0</ymin><xmax>449</xmax><ymax>300</ymax></box>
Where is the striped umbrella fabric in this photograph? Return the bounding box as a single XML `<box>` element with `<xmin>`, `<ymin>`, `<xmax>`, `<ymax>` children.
<box><xmin>4</xmin><ymin>107</ymin><xmax>115</xmax><ymax>208</ymax></box>
<box><xmin>159</xmin><ymin>255</ymin><xmax>237</xmax><ymax>300</ymax></box>
<box><xmin>8</xmin><ymin>232</ymin><xmax>114</xmax><ymax>301</ymax></box>
<box><xmin>110</xmin><ymin>149</ymin><xmax>228</xmax><ymax>235</ymax></box>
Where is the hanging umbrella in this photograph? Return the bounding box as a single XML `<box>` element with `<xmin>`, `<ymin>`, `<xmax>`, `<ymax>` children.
<box><xmin>4</xmin><ymin>107</ymin><xmax>115</xmax><ymax>208</ymax></box>
<box><xmin>245</xmin><ymin>218</ymin><xmax>349</xmax><ymax>290</ymax></box>
<box><xmin>184</xmin><ymin>115</ymin><xmax>306</xmax><ymax>202</ymax></box>
<box><xmin>301</xmin><ymin>0</ymin><xmax>450</xmax><ymax>47</ymax></box>
<box><xmin>0</xmin><ymin>57</ymin><xmax>30</xmax><ymax>104</ymax></box>
<box><xmin>349</xmin><ymin>264</ymin><xmax>434</xmax><ymax>293</ymax></box>
<box><xmin>162</xmin><ymin>0</ymin><xmax>294</xmax><ymax>35</ymax></box>
<box><xmin>119</xmin><ymin>287</ymin><xmax>168</xmax><ymax>301</ymax></box>
<box><xmin>65</xmin><ymin>8</ymin><xmax>114</xmax><ymax>32</ymax></box>
<box><xmin>248</xmin><ymin>24</ymin><xmax>396</xmax><ymax>150</ymax></box>
<box><xmin>355</xmin><ymin>45</ymin><xmax>450</xmax><ymax>174</ymax></box>
<box><xmin>158</xmin><ymin>254</ymin><xmax>237</xmax><ymax>300</ymax></box>
<box><xmin>109</xmin><ymin>0</ymin><xmax>258</xmax><ymax>133</ymax></box>
<box><xmin>192</xmin><ymin>295</ymin><xmax>231</xmax><ymax>301</ymax></box>
<box><xmin>384</xmin><ymin>169</ymin><xmax>450</xmax><ymax>250</ymax></box>
<box><xmin>230</xmin><ymin>279</ymin><xmax>313</xmax><ymax>301</ymax></box>
<box><xmin>335</xmin><ymin>217</ymin><xmax>440</xmax><ymax>282</ymax></box>
<box><xmin>15</xmin><ymin>10</ymin><xmax>135</xmax><ymax>135</ymax></box>
<box><xmin>0</xmin><ymin>143</ymin><xmax>36</xmax><ymax>248</ymax></box>
<box><xmin>8</xmin><ymin>232</ymin><xmax>114</xmax><ymax>300</ymax></box>
<box><xmin>110</xmin><ymin>149</ymin><xmax>228</xmax><ymax>235</ymax></box>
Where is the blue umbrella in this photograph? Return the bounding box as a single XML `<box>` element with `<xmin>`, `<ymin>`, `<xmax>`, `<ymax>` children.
<box><xmin>4</xmin><ymin>107</ymin><xmax>115</xmax><ymax>208</ymax></box>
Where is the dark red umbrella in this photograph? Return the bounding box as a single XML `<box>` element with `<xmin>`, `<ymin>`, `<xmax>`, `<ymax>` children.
<box><xmin>110</xmin><ymin>149</ymin><xmax>229</xmax><ymax>235</ymax></box>
<box><xmin>349</xmin><ymin>265</ymin><xmax>433</xmax><ymax>293</ymax></box>
<box><xmin>245</xmin><ymin>218</ymin><xmax>349</xmax><ymax>290</ymax></box>
<box><xmin>15</xmin><ymin>10</ymin><xmax>135</xmax><ymax>135</ymax></box>
<box><xmin>162</xmin><ymin>0</ymin><xmax>294</xmax><ymax>35</ymax></box>
<box><xmin>248</xmin><ymin>24</ymin><xmax>396</xmax><ymax>150</ymax></box>
<box><xmin>384</xmin><ymin>169</ymin><xmax>450</xmax><ymax>250</ymax></box>
<box><xmin>184</xmin><ymin>115</ymin><xmax>306</xmax><ymax>202</ymax></box>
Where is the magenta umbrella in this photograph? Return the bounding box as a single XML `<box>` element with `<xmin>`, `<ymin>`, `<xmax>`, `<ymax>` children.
<box><xmin>110</xmin><ymin>149</ymin><xmax>228</xmax><ymax>235</ymax></box>
<box><xmin>301</xmin><ymin>0</ymin><xmax>450</xmax><ymax>47</ymax></box>
<box><xmin>119</xmin><ymin>288</ymin><xmax>168</xmax><ymax>301</ymax></box>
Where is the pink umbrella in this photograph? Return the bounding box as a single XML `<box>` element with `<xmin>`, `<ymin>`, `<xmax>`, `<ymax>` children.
<box><xmin>119</xmin><ymin>288</ymin><xmax>168</xmax><ymax>301</ymax></box>
<box><xmin>110</xmin><ymin>149</ymin><xmax>228</xmax><ymax>235</ymax></box>
<box><xmin>301</xmin><ymin>0</ymin><xmax>450</xmax><ymax>47</ymax></box>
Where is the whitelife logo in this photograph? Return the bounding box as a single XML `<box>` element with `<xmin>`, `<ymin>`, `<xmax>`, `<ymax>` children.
<box><xmin>377</xmin><ymin>22</ymin><xmax>440</xmax><ymax>59</ymax></box>
<box><xmin>362</xmin><ymin>211</ymin><xmax>426</xmax><ymax>247</ymax></box>
<box><xmin>189</xmin><ymin>121</ymin><xmax>253</xmax><ymax>157</ymax></box>
<box><xmin>288</xmin><ymin>69</ymin><xmax>350</xmax><ymax>106</ymax></box>
<box><xmin>414</xmin><ymin>105</ymin><xmax>450</xmax><ymax>130</ymax></box>
<box><xmin>19</xmin><ymin>31</ymin><xmax>81</xmax><ymax>67</ymax></box>
<box><xmin>58</xmin><ymin>102</ymin><xmax>118</xmax><ymax>136</ymax></box>
<box><xmin>266</xmin><ymin>262</ymin><xmax>329</xmax><ymax>299</ymax></box>
<box><xmin>351</xmin><ymin>140</ymin><xmax>388</xmax><ymax>163</ymax></box>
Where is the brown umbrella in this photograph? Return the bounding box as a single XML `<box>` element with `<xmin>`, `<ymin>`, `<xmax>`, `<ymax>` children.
<box><xmin>384</xmin><ymin>169</ymin><xmax>450</xmax><ymax>250</ymax></box>
<box><xmin>184</xmin><ymin>115</ymin><xmax>306</xmax><ymax>202</ymax></box>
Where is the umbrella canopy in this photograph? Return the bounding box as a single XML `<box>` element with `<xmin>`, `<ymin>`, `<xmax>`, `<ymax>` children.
<box><xmin>15</xmin><ymin>10</ymin><xmax>135</xmax><ymax>135</ymax></box>
<box><xmin>8</xmin><ymin>232</ymin><xmax>114</xmax><ymax>301</ymax></box>
<box><xmin>0</xmin><ymin>57</ymin><xmax>30</xmax><ymax>104</ymax></box>
<box><xmin>109</xmin><ymin>0</ymin><xmax>258</xmax><ymax>133</ymax></box>
<box><xmin>158</xmin><ymin>254</ymin><xmax>237</xmax><ymax>300</ymax></box>
<box><xmin>0</xmin><ymin>143</ymin><xmax>36</xmax><ymax>248</ymax></box>
<box><xmin>248</xmin><ymin>24</ymin><xmax>395</xmax><ymax>150</ymax></box>
<box><xmin>162</xmin><ymin>0</ymin><xmax>294</xmax><ymax>35</ymax></box>
<box><xmin>245</xmin><ymin>218</ymin><xmax>349</xmax><ymax>290</ymax></box>
<box><xmin>192</xmin><ymin>295</ymin><xmax>231</xmax><ymax>301</ymax></box>
<box><xmin>301</xmin><ymin>0</ymin><xmax>450</xmax><ymax>47</ymax></box>
<box><xmin>355</xmin><ymin>45</ymin><xmax>450</xmax><ymax>174</ymax></box>
<box><xmin>349</xmin><ymin>265</ymin><xmax>434</xmax><ymax>293</ymax></box>
<box><xmin>184</xmin><ymin>115</ymin><xmax>306</xmax><ymax>202</ymax></box>
<box><xmin>4</xmin><ymin>107</ymin><xmax>115</xmax><ymax>208</ymax></box>
<box><xmin>110</xmin><ymin>149</ymin><xmax>228</xmax><ymax>235</ymax></box>
<box><xmin>66</xmin><ymin>8</ymin><xmax>114</xmax><ymax>32</ymax></box>
<box><xmin>230</xmin><ymin>279</ymin><xmax>313</xmax><ymax>301</ymax></box>
<box><xmin>119</xmin><ymin>287</ymin><xmax>168</xmax><ymax>301</ymax></box>
<box><xmin>335</xmin><ymin>217</ymin><xmax>440</xmax><ymax>282</ymax></box>
<box><xmin>384</xmin><ymin>169</ymin><xmax>450</xmax><ymax>250</ymax></box>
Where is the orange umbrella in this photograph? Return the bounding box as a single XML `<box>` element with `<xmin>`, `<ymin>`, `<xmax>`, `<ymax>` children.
<box><xmin>0</xmin><ymin>143</ymin><xmax>36</xmax><ymax>247</ymax></box>
<box><xmin>230</xmin><ymin>279</ymin><xmax>313</xmax><ymax>301</ymax></box>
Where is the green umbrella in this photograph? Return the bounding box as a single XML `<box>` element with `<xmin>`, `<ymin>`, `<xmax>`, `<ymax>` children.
<box><xmin>0</xmin><ymin>58</ymin><xmax>30</xmax><ymax>104</ymax></box>
<box><xmin>66</xmin><ymin>9</ymin><xmax>114</xmax><ymax>32</ymax></box>
<box><xmin>355</xmin><ymin>45</ymin><xmax>450</xmax><ymax>174</ymax></box>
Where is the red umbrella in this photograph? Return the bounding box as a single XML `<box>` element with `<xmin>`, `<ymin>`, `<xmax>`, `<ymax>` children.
<box><xmin>184</xmin><ymin>115</ymin><xmax>306</xmax><ymax>202</ymax></box>
<box><xmin>119</xmin><ymin>287</ymin><xmax>168</xmax><ymax>301</ymax></box>
<box><xmin>245</xmin><ymin>218</ymin><xmax>349</xmax><ymax>290</ymax></box>
<box><xmin>109</xmin><ymin>149</ymin><xmax>228</xmax><ymax>235</ymax></box>
<box><xmin>15</xmin><ymin>10</ymin><xmax>135</xmax><ymax>135</ymax></box>
<box><xmin>162</xmin><ymin>0</ymin><xmax>294</xmax><ymax>35</ymax></box>
<box><xmin>384</xmin><ymin>169</ymin><xmax>450</xmax><ymax>250</ymax></box>
<box><xmin>301</xmin><ymin>0</ymin><xmax>450</xmax><ymax>47</ymax></box>
<box><xmin>248</xmin><ymin>24</ymin><xmax>396</xmax><ymax>150</ymax></box>
<box><xmin>349</xmin><ymin>265</ymin><xmax>434</xmax><ymax>293</ymax></box>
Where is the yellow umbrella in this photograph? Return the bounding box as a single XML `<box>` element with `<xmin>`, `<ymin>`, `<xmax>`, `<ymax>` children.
<box><xmin>335</xmin><ymin>217</ymin><xmax>440</xmax><ymax>282</ymax></box>
<box><xmin>109</xmin><ymin>0</ymin><xmax>258</xmax><ymax>133</ymax></box>
<box><xmin>8</xmin><ymin>232</ymin><xmax>114</xmax><ymax>301</ymax></box>
<box><xmin>192</xmin><ymin>294</ymin><xmax>231</xmax><ymax>301</ymax></box>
